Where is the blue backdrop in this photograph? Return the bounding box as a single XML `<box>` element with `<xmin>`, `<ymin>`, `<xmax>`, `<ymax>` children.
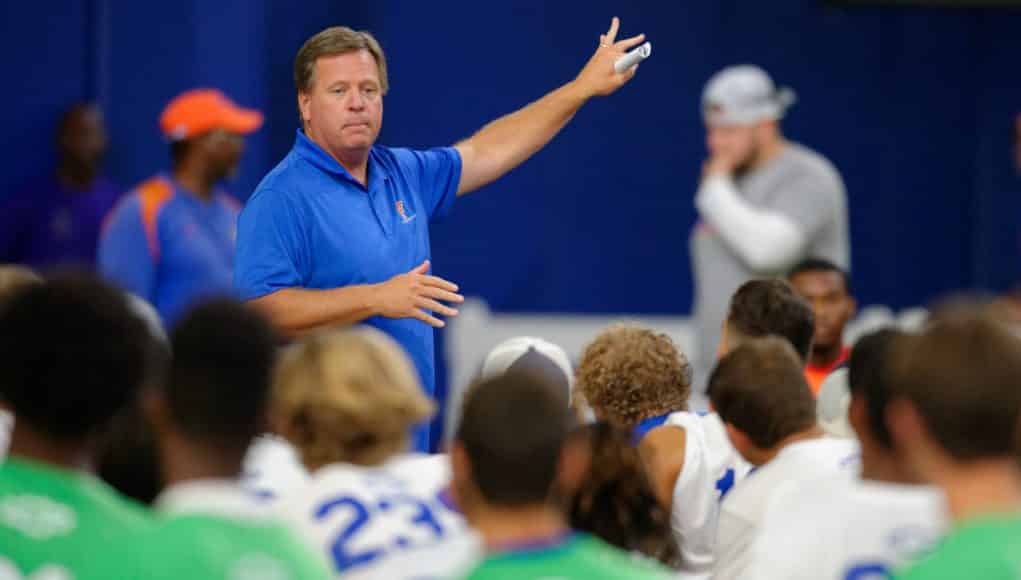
<box><xmin>2</xmin><ymin>1</ymin><xmax>1020</xmax><ymax>312</ymax></box>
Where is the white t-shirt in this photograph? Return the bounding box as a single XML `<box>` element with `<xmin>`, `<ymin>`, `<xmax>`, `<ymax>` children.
<box><xmin>662</xmin><ymin>411</ymin><xmax>751</xmax><ymax>579</ymax></box>
<box><xmin>275</xmin><ymin>453</ymin><xmax>479</xmax><ymax>580</ymax></box>
<box><xmin>746</xmin><ymin>476</ymin><xmax>945</xmax><ymax>580</ymax></box>
<box><xmin>241</xmin><ymin>434</ymin><xmax>309</xmax><ymax>500</ymax></box>
<box><xmin>713</xmin><ymin>437</ymin><xmax>860</xmax><ymax>580</ymax></box>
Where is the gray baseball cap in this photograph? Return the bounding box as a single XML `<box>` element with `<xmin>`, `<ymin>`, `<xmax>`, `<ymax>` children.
<box><xmin>702</xmin><ymin>65</ymin><xmax>797</xmax><ymax>126</ymax></box>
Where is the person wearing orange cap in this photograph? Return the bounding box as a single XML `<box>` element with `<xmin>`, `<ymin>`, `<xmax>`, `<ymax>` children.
<box><xmin>98</xmin><ymin>89</ymin><xmax>262</xmax><ymax>326</ymax></box>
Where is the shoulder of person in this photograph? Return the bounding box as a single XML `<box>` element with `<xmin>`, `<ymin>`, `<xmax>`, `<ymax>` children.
<box><xmin>784</xmin><ymin>144</ymin><xmax>846</xmax><ymax>187</ymax></box>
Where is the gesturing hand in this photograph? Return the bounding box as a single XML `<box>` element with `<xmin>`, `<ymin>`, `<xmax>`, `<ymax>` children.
<box><xmin>573</xmin><ymin>17</ymin><xmax>646</xmax><ymax>98</ymax></box>
<box><xmin>374</xmin><ymin>260</ymin><xmax>464</xmax><ymax>328</ymax></box>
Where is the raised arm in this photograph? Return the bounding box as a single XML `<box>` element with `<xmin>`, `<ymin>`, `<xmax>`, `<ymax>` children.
<box><xmin>454</xmin><ymin>17</ymin><xmax>644</xmax><ymax>195</ymax></box>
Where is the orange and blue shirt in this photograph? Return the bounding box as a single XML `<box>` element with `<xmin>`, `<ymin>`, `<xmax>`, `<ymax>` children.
<box><xmin>98</xmin><ymin>176</ymin><xmax>240</xmax><ymax>326</ymax></box>
<box><xmin>805</xmin><ymin>345</ymin><xmax>851</xmax><ymax>396</ymax></box>
<box><xmin>234</xmin><ymin>130</ymin><xmax>461</xmax><ymax>451</ymax></box>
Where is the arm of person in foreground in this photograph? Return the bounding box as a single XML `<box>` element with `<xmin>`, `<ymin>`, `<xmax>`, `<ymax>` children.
<box><xmin>454</xmin><ymin>17</ymin><xmax>644</xmax><ymax>195</ymax></box>
<box><xmin>247</xmin><ymin>260</ymin><xmax>463</xmax><ymax>336</ymax></box>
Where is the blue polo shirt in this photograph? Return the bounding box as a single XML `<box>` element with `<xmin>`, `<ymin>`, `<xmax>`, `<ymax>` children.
<box><xmin>98</xmin><ymin>175</ymin><xmax>240</xmax><ymax>327</ymax></box>
<box><xmin>235</xmin><ymin>130</ymin><xmax>461</xmax><ymax>450</ymax></box>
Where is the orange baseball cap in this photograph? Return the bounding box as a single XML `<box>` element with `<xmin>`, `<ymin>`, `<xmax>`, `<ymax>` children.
<box><xmin>159</xmin><ymin>89</ymin><xmax>264</xmax><ymax>141</ymax></box>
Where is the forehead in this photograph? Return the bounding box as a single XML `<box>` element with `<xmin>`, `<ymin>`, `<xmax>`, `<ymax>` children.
<box><xmin>313</xmin><ymin>50</ymin><xmax>380</xmax><ymax>86</ymax></box>
<box><xmin>790</xmin><ymin>270</ymin><xmax>846</xmax><ymax>293</ymax></box>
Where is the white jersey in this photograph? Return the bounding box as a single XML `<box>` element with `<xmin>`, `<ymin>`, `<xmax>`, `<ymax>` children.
<box><xmin>241</xmin><ymin>434</ymin><xmax>309</xmax><ymax>500</ymax></box>
<box><xmin>275</xmin><ymin>453</ymin><xmax>479</xmax><ymax>580</ymax></box>
<box><xmin>714</xmin><ymin>437</ymin><xmax>860</xmax><ymax>580</ymax></box>
<box><xmin>662</xmin><ymin>411</ymin><xmax>752</xmax><ymax>579</ymax></box>
<box><xmin>747</xmin><ymin>476</ymin><xmax>945</xmax><ymax>580</ymax></box>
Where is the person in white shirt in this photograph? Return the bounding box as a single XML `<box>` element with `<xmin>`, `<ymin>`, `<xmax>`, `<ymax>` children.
<box><xmin>271</xmin><ymin>327</ymin><xmax>478</xmax><ymax>580</ymax></box>
<box><xmin>637</xmin><ymin>280</ymin><xmax>815</xmax><ymax>578</ymax></box>
<box><xmin>708</xmin><ymin>336</ymin><xmax>859</xmax><ymax>580</ymax></box>
<box><xmin>573</xmin><ymin>323</ymin><xmax>745</xmax><ymax>578</ymax></box>
<box><xmin>747</xmin><ymin>328</ymin><xmax>945</xmax><ymax>580</ymax></box>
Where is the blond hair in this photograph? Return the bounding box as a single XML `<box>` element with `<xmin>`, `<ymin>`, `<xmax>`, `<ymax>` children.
<box><xmin>575</xmin><ymin>324</ymin><xmax>692</xmax><ymax>428</ymax></box>
<box><xmin>272</xmin><ymin>328</ymin><xmax>433</xmax><ymax>469</ymax></box>
<box><xmin>294</xmin><ymin>26</ymin><xmax>389</xmax><ymax>96</ymax></box>
<box><xmin>0</xmin><ymin>264</ymin><xmax>41</xmax><ymax>305</ymax></box>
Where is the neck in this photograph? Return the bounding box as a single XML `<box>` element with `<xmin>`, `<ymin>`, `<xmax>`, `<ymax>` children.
<box><xmin>937</xmin><ymin>459</ymin><xmax>1021</xmax><ymax>524</ymax></box>
<box><xmin>173</xmin><ymin>165</ymin><xmax>215</xmax><ymax>200</ymax></box>
<box><xmin>810</xmin><ymin>342</ymin><xmax>845</xmax><ymax>368</ymax></box>
<box><xmin>471</xmin><ymin>503</ymin><xmax>570</xmax><ymax>551</ymax></box>
<box><xmin>305</xmin><ymin>128</ymin><xmax>369</xmax><ymax>186</ymax></box>
<box><xmin>159</xmin><ymin>434</ymin><xmax>244</xmax><ymax>488</ymax></box>
<box><xmin>859</xmin><ymin>441</ymin><xmax>917</xmax><ymax>484</ymax></box>
<box><xmin>754</xmin><ymin>425</ymin><xmax>825</xmax><ymax>465</ymax></box>
<box><xmin>56</xmin><ymin>160</ymin><xmax>97</xmax><ymax>190</ymax></box>
<box><xmin>749</xmin><ymin>136</ymin><xmax>786</xmax><ymax>172</ymax></box>
<box><xmin>8</xmin><ymin>423</ymin><xmax>91</xmax><ymax>472</ymax></box>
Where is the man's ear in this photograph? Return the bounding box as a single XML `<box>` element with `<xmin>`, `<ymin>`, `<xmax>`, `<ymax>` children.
<box><xmin>298</xmin><ymin>92</ymin><xmax>312</xmax><ymax>128</ymax></box>
<box><xmin>556</xmin><ymin>433</ymin><xmax>591</xmax><ymax>498</ymax></box>
<box><xmin>140</xmin><ymin>386</ymin><xmax>170</xmax><ymax>437</ymax></box>
<box><xmin>848</xmin><ymin>394</ymin><xmax>868</xmax><ymax>442</ymax></box>
<box><xmin>724</xmin><ymin>421</ymin><xmax>756</xmax><ymax>463</ymax></box>
<box><xmin>449</xmin><ymin>442</ymin><xmax>472</xmax><ymax>511</ymax></box>
<box><xmin>886</xmin><ymin>397</ymin><xmax>927</xmax><ymax>456</ymax></box>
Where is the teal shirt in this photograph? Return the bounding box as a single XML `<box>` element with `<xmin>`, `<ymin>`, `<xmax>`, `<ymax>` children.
<box><xmin>0</xmin><ymin>458</ymin><xmax>155</xmax><ymax>579</ymax></box>
<box><xmin>896</xmin><ymin>515</ymin><xmax>1021</xmax><ymax>580</ymax></box>
<box><xmin>463</xmin><ymin>533</ymin><xmax>672</xmax><ymax>580</ymax></box>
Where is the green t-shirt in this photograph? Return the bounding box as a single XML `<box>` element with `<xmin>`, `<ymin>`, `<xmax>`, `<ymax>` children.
<box><xmin>463</xmin><ymin>533</ymin><xmax>672</xmax><ymax>580</ymax></box>
<box><xmin>896</xmin><ymin>515</ymin><xmax>1021</xmax><ymax>580</ymax></box>
<box><xmin>0</xmin><ymin>458</ymin><xmax>155</xmax><ymax>579</ymax></box>
<box><xmin>136</xmin><ymin>513</ymin><xmax>332</xmax><ymax>579</ymax></box>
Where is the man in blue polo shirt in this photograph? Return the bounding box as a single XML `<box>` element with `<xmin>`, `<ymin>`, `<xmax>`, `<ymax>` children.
<box><xmin>100</xmin><ymin>89</ymin><xmax>262</xmax><ymax>326</ymax></box>
<box><xmin>236</xmin><ymin>19</ymin><xmax>645</xmax><ymax>450</ymax></box>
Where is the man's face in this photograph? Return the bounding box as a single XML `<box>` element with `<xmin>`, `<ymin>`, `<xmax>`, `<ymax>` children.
<box><xmin>199</xmin><ymin>130</ymin><xmax>245</xmax><ymax>182</ymax></box>
<box><xmin>789</xmin><ymin>270</ymin><xmax>855</xmax><ymax>352</ymax></box>
<box><xmin>59</xmin><ymin>106</ymin><xmax>107</xmax><ymax>168</ymax></box>
<box><xmin>300</xmin><ymin>50</ymin><xmax>384</xmax><ymax>157</ymax></box>
<box><xmin>705</xmin><ymin>122</ymin><xmax>758</xmax><ymax>174</ymax></box>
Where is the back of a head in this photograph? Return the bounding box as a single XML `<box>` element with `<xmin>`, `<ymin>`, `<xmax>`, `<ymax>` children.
<box><xmin>457</xmin><ymin>371</ymin><xmax>571</xmax><ymax>507</ymax></box>
<box><xmin>168</xmin><ymin>299</ymin><xmax>278</xmax><ymax>452</ymax></box>
<box><xmin>0</xmin><ymin>274</ymin><xmax>152</xmax><ymax>440</ymax></box>
<box><xmin>481</xmin><ymin>336</ymin><xmax>574</xmax><ymax>403</ymax></box>
<box><xmin>889</xmin><ymin>315</ymin><xmax>1021</xmax><ymax>460</ymax></box>
<box><xmin>726</xmin><ymin>278</ymin><xmax>815</xmax><ymax>362</ymax></box>
<box><xmin>575</xmin><ymin>324</ymin><xmax>692</xmax><ymax>427</ymax></box>
<box><xmin>708</xmin><ymin>336</ymin><xmax>816</xmax><ymax>448</ymax></box>
<box><xmin>273</xmin><ymin>327</ymin><xmax>434</xmax><ymax>468</ymax></box>
<box><xmin>847</xmin><ymin>328</ymin><xmax>904</xmax><ymax>448</ymax></box>
<box><xmin>0</xmin><ymin>265</ymin><xmax>42</xmax><ymax>306</ymax></box>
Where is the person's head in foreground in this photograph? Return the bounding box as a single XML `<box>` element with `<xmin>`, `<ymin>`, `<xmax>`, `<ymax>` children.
<box><xmin>566</xmin><ymin>421</ymin><xmax>677</xmax><ymax>566</ymax></box>
<box><xmin>845</xmin><ymin>328</ymin><xmax>914</xmax><ymax>483</ymax></box>
<box><xmin>0</xmin><ymin>273</ymin><xmax>154</xmax><ymax>468</ymax></box>
<box><xmin>481</xmin><ymin>336</ymin><xmax>574</xmax><ymax>402</ymax></box>
<box><xmin>720</xmin><ymin>278</ymin><xmax>815</xmax><ymax>363</ymax></box>
<box><xmin>575</xmin><ymin>323</ymin><xmax>692</xmax><ymax>429</ymax></box>
<box><xmin>452</xmin><ymin>370</ymin><xmax>671</xmax><ymax>578</ymax></box>
<box><xmin>161</xmin><ymin>88</ymin><xmax>263</xmax><ymax>187</ymax></box>
<box><xmin>887</xmin><ymin>313</ymin><xmax>1021</xmax><ymax>579</ymax></box>
<box><xmin>272</xmin><ymin>327</ymin><xmax>434</xmax><ymax>470</ymax></box>
<box><xmin>0</xmin><ymin>265</ymin><xmax>42</xmax><ymax>304</ymax></box>
<box><xmin>702</xmin><ymin>65</ymin><xmax>794</xmax><ymax>176</ymax></box>
<box><xmin>708</xmin><ymin>336</ymin><xmax>818</xmax><ymax>466</ymax></box>
<box><xmin>294</xmin><ymin>26</ymin><xmax>388</xmax><ymax>163</ymax></box>
<box><xmin>143</xmin><ymin>298</ymin><xmax>278</xmax><ymax>488</ymax></box>
<box><xmin>787</xmin><ymin>258</ymin><xmax>856</xmax><ymax>364</ymax></box>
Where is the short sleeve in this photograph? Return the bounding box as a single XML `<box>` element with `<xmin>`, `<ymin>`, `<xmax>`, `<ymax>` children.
<box><xmin>391</xmin><ymin>147</ymin><xmax>462</xmax><ymax>222</ymax></box>
<box><xmin>765</xmin><ymin>174</ymin><xmax>840</xmax><ymax>239</ymax></box>
<box><xmin>98</xmin><ymin>196</ymin><xmax>156</xmax><ymax>303</ymax></box>
<box><xmin>234</xmin><ymin>189</ymin><xmax>308</xmax><ymax>301</ymax></box>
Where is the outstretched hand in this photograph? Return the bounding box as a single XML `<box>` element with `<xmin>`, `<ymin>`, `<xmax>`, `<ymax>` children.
<box><xmin>573</xmin><ymin>17</ymin><xmax>645</xmax><ymax>98</ymax></box>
